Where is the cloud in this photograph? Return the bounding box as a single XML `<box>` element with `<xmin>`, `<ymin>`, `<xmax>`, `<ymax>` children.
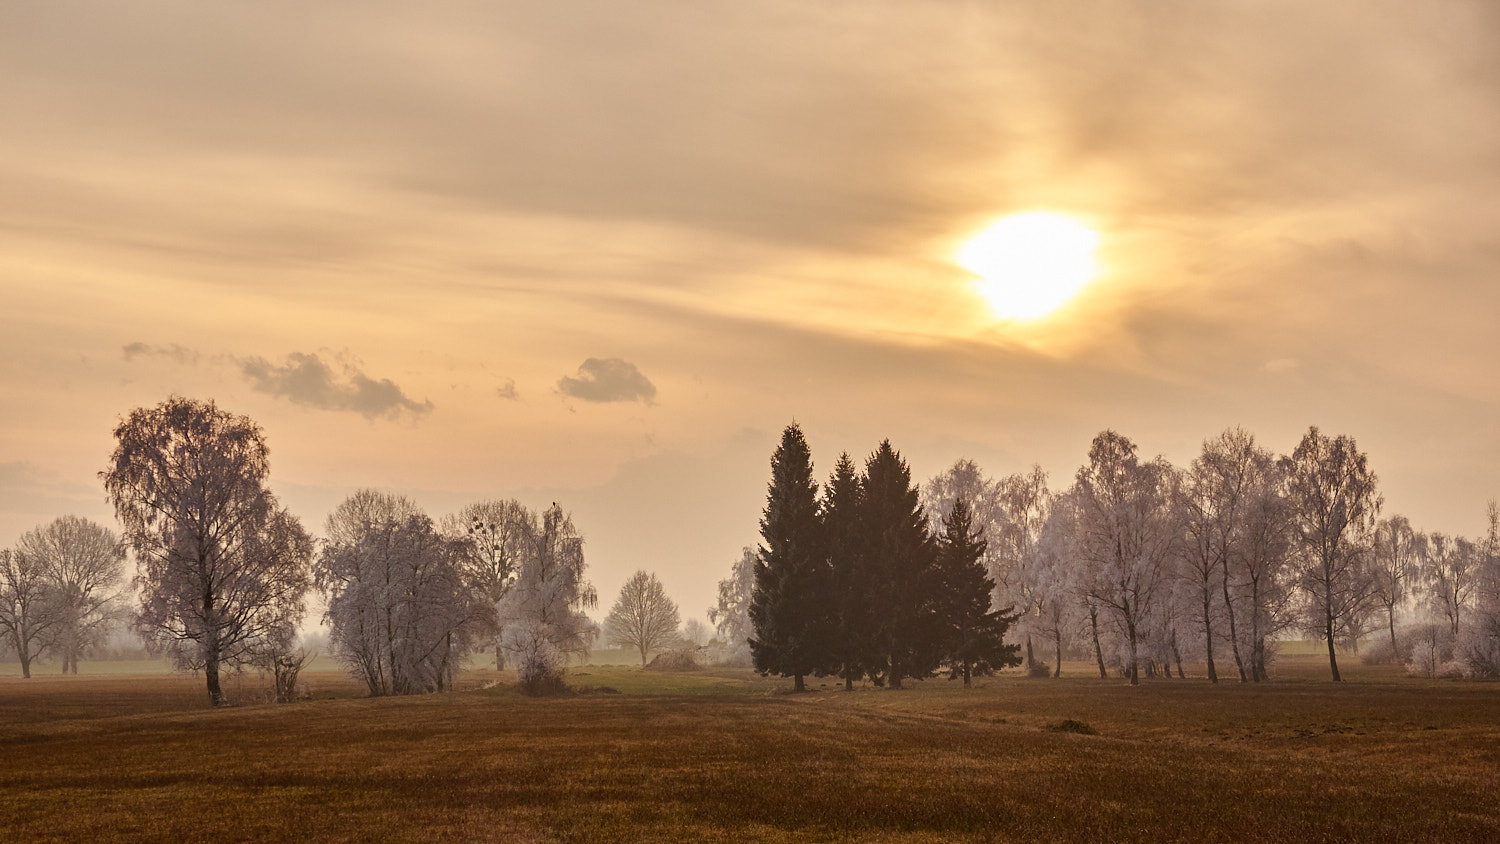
<box><xmin>496</xmin><ymin>378</ymin><xmax>519</xmax><ymax>401</ymax></box>
<box><xmin>122</xmin><ymin>342</ymin><xmax>200</xmax><ymax>365</ymax></box>
<box><xmin>236</xmin><ymin>351</ymin><xmax>433</xmax><ymax>420</ymax></box>
<box><xmin>557</xmin><ymin>358</ymin><xmax>657</xmax><ymax>405</ymax></box>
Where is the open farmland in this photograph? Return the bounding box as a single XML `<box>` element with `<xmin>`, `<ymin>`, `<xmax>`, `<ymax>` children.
<box><xmin>1</xmin><ymin>655</ymin><xmax>1497</xmax><ymax>842</ymax></box>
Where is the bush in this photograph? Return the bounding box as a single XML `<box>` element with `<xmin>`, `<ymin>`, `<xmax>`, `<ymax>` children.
<box><xmin>645</xmin><ymin>649</ymin><xmax>704</xmax><ymax>672</ymax></box>
<box><xmin>1459</xmin><ymin>617</ymin><xmax>1500</xmax><ymax>679</ymax></box>
<box><xmin>509</xmin><ymin>624</ymin><xmax>569</xmax><ymax>697</ymax></box>
<box><xmin>1405</xmin><ymin>623</ymin><xmax>1455</xmax><ymax>679</ymax></box>
<box><xmin>1027</xmin><ymin>660</ymin><xmax>1052</xmax><ymax>679</ymax></box>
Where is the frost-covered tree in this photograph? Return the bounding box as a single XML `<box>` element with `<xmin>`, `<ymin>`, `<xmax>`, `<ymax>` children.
<box><xmin>681</xmin><ymin>618</ymin><xmax>710</xmax><ymax>648</ymax></box>
<box><xmin>995</xmin><ymin>466</ymin><xmax>1052</xmax><ymax>674</ymax></box>
<box><xmin>1423</xmin><ymin>532</ymin><xmax>1479</xmax><ymax>640</ymax></box>
<box><xmin>1231</xmin><ymin>455</ymin><xmax>1297</xmax><ymax>681</ymax></box>
<box><xmin>103</xmin><ymin>397</ymin><xmax>313</xmax><ymax>705</ymax></box>
<box><xmin>317</xmin><ymin>492</ymin><xmax>491</xmax><ymax>696</ymax></box>
<box><xmin>1074</xmin><ymin>431</ymin><xmax>1179</xmax><ymax>686</ymax></box>
<box><xmin>709</xmin><ymin>546</ymin><xmax>756</xmax><ymax>665</ymax></box>
<box><xmin>933</xmin><ymin>499</ymin><xmax>1021</xmax><ymax>686</ymax></box>
<box><xmin>1285</xmin><ymin>426</ymin><xmax>1380</xmax><ymax>682</ymax></box>
<box><xmin>750</xmin><ymin>423</ymin><xmax>828</xmax><ymax>691</ymax></box>
<box><xmin>604</xmin><ymin>570</ymin><xmax>681</xmax><ymax>667</ymax></box>
<box><xmin>0</xmin><ymin>548</ymin><xmax>63</xmax><ymax>679</ymax></box>
<box><xmin>14</xmin><ymin>516</ymin><xmax>126</xmax><ymax>674</ymax></box>
<box><xmin>496</xmin><ymin>503</ymin><xmax>596</xmax><ymax>690</ymax></box>
<box><xmin>442</xmin><ymin>499</ymin><xmax>530</xmax><ymax>670</ymax></box>
<box><xmin>1460</xmin><ymin>502</ymin><xmax>1500</xmax><ymax>677</ymax></box>
<box><xmin>1371</xmin><ymin>515</ymin><xmax>1421</xmax><ymax>655</ymax></box>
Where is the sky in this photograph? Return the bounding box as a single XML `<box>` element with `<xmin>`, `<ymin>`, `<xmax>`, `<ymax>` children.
<box><xmin>2</xmin><ymin>1</ymin><xmax>1497</xmax><ymax>628</ymax></box>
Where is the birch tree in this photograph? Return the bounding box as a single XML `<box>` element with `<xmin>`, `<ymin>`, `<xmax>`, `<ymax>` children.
<box><xmin>496</xmin><ymin>503</ymin><xmax>596</xmax><ymax>691</ymax></box>
<box><xmin>103</xmin><ymin>397</ymin><xmax>313</xmax><ymax>705</ymax></box>
<box><xmin>0</xmin><ymin>548</ymin><xmax>62</xmax><ymax>678</ymax></box>
<box><xmin>709</xmin><ymin>546</ymin><xmax>756</xmax><ymax>665</ymax></box>
<box><xmin>14</xmin><ymin>516</ymin><xmax>126</xmax><ymax>674</ymax></box>
<box><xmin>1423</xmin><ymin>533</ymin><xmax>1478</xmax><ymax>639</ymax></box>
<box><xmin>442</xmin><ymin>499</ymin><xmax>530</xmax><ymax>670</ymax></box>
<box><xmin>1232</xmin><ymin>455</ymin><xmax>1297</xmax><ymax>681</ymax></box>
<box><xmin>1285</xmin><ymin>426</ymin><xmax>1380</xmax><ymax>682</ymax></box>
<box><xmin>1371</xmin><ymin>515</ymin><xmax>1421</xmax><ymax>656</ymax></box>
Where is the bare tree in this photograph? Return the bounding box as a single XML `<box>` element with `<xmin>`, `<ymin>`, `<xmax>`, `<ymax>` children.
<box><xmin>496</xmin><ymin>503</ymin><xmax>596</xmax><ymax>686</ymax></box>
<box><xmin>1285</xmin><ymin>426</ymin><xmax>1380</xmax><ymax>682</ymax></box>
<box><xmin>708</xmin><ymin>546</ymin><xmax>757</xmax><ymax>665</ymax></box>
<box><xmin>15</xmin><ymin>516</ymin><xmax>126</xmax><ymax>674</ymax></box>
<box><xmin>102</xmin><ymin>397</ymin><xmax>313</xmax><ymax>705</ymax></box>
<box><xmin>1231</xmin><ymin>455</ymin><xmax>1297</xmax><ymax>681</ymax></box>
<box><xmin>1073</xmin><ymin>431</ymin><xmax>1179</xmax><ymax>686</ymax></box>
<box><xmin>0</xmin><ymin>548</ymin><xmax>63</xmax><ymax>678</ymax></box>
<box><xmin>681</xmin><ymin>618</ymin><xmax>710</xmax><ymax>647</ymax></box>
<box><xmin>604</xmin><ymin>570</ymin><xmax>681</xmax><ymax>667</ymax></box>
<box><xmin>317</xmin><ymin>491</ymin><xmax>492</xmax><ymax>696</ymax></box>
<box><xmin>442</xmin><ymin>499</ymin><xmax>530</xmax><ymax>670</ymax></box>
<box><xmin>995</xmin><ymin>466</ymin><xmax>1052</xmax><ymax>674</ymax></box>
<box><xmin>1371</xmin><ymin>515</ymin><xmax>1421</xmax><ymax>656</ymax></box>
<box><xmin>1423</xmin><ymin>532</ymin><xmax>1478</xmax><ymax>639</ymax></box>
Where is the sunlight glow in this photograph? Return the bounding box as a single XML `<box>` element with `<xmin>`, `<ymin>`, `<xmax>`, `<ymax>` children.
<box><xmin>957</xmin><ymin>212</ymin><xmax>1101</xmax><ymax>321</ymax></box>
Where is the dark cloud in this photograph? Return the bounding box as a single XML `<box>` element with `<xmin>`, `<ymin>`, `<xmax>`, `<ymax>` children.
<box><xmin>496</xmin><ymin>378</ymin><xmax>519</xmax><ymax>401</ymax></box>
<box><xmin>557</xmin><ymin>358</ymin><xmax>657</xmax><ymax>405</ymax></box>
<box><xmin>122</xmin><ymin>342</ymin><xmax>199</xmax><ymax>365</ymax></box>
<box><xmin>237</xmin><ymin>352</ymin><xmax>433</xmax><ymax>420</ymax></box>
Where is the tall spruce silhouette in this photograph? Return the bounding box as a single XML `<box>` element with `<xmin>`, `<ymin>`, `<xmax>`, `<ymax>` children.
<box><xmin>824</xmin><ymin>451</ymin><xmax>870</xmax><ymax>690</ymax></box>
<box><xmin>749</xmin><ymin>423</ymin><xmax>828</xmax><ymax>691</ymax></box>
<box><xmin>935</xmin><ymin>498</ymin><xmax>1022</xmax><ymax>686</ymax></box>
<box><xmin>860</xmin><ymin>440</ymin><xmax>938</xmax><ymax>689</ymax></box>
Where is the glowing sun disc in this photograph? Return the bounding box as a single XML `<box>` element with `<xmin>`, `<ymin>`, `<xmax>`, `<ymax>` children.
<box><xmin>957</xmin><ymin>212</ymin><xmax>1101</xmax><ymax>320</ymax></box>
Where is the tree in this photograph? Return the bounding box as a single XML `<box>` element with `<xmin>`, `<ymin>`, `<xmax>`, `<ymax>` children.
<box><xmin>1285</xmin><ymin>426</ymin><xmax>1380</xmax><ymax>682</ymax></box>
<box><xmin>496</xmin><ymin>503</ymin><xmax>597</xmax><ymax>691</ymax></box>
<box><xmin>860</xmin><ymin>439</ymin><xmax>939</xmax><ymax>689</ymax></box>
<box><xmin>749</xmin><ymin>423</ymin><xmax>828</xmax><ymax>691</ymax></box>
<box><xmin>317</xmin><ymin>491</ymin><xmax>492</xmax><ymax>695</ymax></box>
<box><xmin>1423</xmin><ymin>532</ymin><xmax>1478</xmax><ymax>640</ymax></box>
<box><xmin>824</xmin><ymin>451</ymin><xmax>872</xmax><ymax>690</ymax></box>
<box><xmin>709</xmin><ymin>546</ymin><xmax>757</xmax><ymax>665</ymax></box>
<box><xmin>1371</xmin><ymin>515</ymin><xmax>1421</xmax><ymax>656</ymax></box>
<box><xmin>14</xmin><ymin>516</ymin><xmax>126</xmax><ymax>674</ymax></box>
<box><xmin>0</xmin><ymin>548</ymin><xmax>63</xmax><ymax>679</ymax></box>
<box><xmin>934</xmin><ymin>499</ymin><xmax>1021</xmax><ymax>686</ymax></box>
<box><xmin>1074</xmin><ymin>431</ymin><xmax>1179</xmax><ymax>686</ymax></box>
<box><xmin>604</xmin><ymin>570</ymin><xmax>681</xmax><ymax>667</ymax></box>
<box><xmin>102</xmin><ymin>397</ymin><xmax>313</xmax><ymax>705</ymax></box>
<box><xmin>1231</xmin><ymin>454</ymin><xmax>1297</xmax><ymax>682</ymax></box>
<box><xmin>995</xmin><ymin>466</ymin><xmax>1052</xmax><ymax>675</ymax></box>
<box><xmin>442</xmin><ymin>499</ymin><xmax>530</xmax><ymax>670</ymax></box>
<box><xmin>681</xmin><ymin>618</ymin><xmax>710</xmax><ymax>647</ymax></box>
<box><xmin>1178</xmin><ymin>429</ymin><xmax>1259</xmax><ymax>683</ymax></box>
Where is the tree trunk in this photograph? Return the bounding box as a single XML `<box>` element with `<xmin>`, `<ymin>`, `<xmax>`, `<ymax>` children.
<box><xmin>19</xmin><ymin>648</ymin><xmax>31</xmax><ymax>679</ymax></box>
<box><xmin>793</xmin><ymin>673</ymin><xmax>805</xmax><ymax>692</ymax></box>
<box><xmin>1220</xmin><ymin>563</ymin><xmax>1247</xmax><ymax>682</ymax></box>
<box><xmin>1325</xmin><ymin>605</ymin><xmax>1342</xmax><ymax>682</ymax></box>
<box><xmin>1053</xmin><ymin>630</ymin><xmax>1063</xmax><ymax>679</ymax></box>
<box><xmin>1090</xmin><ymin>606</ymin><xmax>1107</xmax><ymax>678</ymax></box>
<box><xmin>1126</xmin><ymin>617</ymin><xmax>1140</xmax><ymax>686</ymax></box>
<box><xmin>963</xmin><ymin>663</ymin><xmax>971</xmax><ymax>688</ymax></box>
<box><xmin>495</xmin><ymin>633</ymin><xmax>505</xmax><ymax>671</ymax></box>
<box><xmin>1387</xmin><ymin>608</ymin><xmax>1398</xmax><ymax>660</ymax></box>
<box><xmin>1170</xmin><ymin>628</ymin><xmax>1185</xmax><ymax>679</ymax></box>
<box><xmin>844</xmin><ymin>674</ymin><xmax>853</xmax><ymax>691</ymax></box>
<box><xmin>640</xmin><ymin>644</ymin><xmax>648</xmax><ymax>668</ymax></box>
<box><xmin>1025</xmin><ymin>635</ymin><xmax>1035</xmax><ymax>674</ymax></box>
<box><xmin>1203</xmin><ymin>590</ymin><xmax>1218</xmax><ymax>684</ymax></box>
<box><xmin>206</xmin><ymin>650</ymin><xmax>224</xmax><ymax>706</ymax></box>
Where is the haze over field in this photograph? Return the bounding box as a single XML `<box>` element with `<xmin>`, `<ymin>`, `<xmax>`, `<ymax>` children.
<box><xmin>2</xmin><ymin>1</ymin><xmax>1497</xmax><ymax>622</ymax></box>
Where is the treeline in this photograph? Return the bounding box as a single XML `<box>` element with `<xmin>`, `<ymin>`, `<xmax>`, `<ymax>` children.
<box><xmin>747</xmin><ymin>425</ymin><xmax>1022</xmax><ymax>690</ymax></box>
<box><xmin>724</xmin><ymin>423</ymin><xmax>1500</xmax><ymax>686</ymax></box>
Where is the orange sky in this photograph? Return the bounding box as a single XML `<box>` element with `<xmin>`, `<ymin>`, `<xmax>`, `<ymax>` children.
<box><xmin>2</xmin><ymin>1</ymin><xmax>1497</xmax><ymax>625</ymax></box>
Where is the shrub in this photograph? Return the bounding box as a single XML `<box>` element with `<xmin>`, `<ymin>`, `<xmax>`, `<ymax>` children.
<box><xmin>1046</xmin><ymin>719</ymin><xmax>1098</xmax><ymax>735</ymax></box>
<box><xmin>1027</xmin><ymin>660</ymin><xmax>1052</xmax><ymax>679</ymax></box>
<box><xmin>645</xmin><ymin>649</ymin><xmax>704</xmax><ymax>672</ymax></box>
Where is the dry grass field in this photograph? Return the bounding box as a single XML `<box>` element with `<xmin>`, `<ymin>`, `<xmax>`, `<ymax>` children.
<box><xmin>1</xmin><ymin>654</ymin><xmax>1497</xmax><ymax>842</ymax></box>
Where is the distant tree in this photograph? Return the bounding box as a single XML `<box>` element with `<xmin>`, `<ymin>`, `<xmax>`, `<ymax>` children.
<box><xmin>824</xmin><ymin>451</ymin><xmax>872</xmax><ymax>690</ymax></box>
<box><xmin>1423</xmin><ymin>533</ymin><xmax>1479</xmax><ymax>639</ymax></box>
<box><xmin>317</xmin><ymin>492</ymin><xmax>491</xmax><ymax>695</ymax></box>
<box><xmin>1285</xmin><ymin>426</ymin><xmax>1381</xmax><ymax>682</ymax></box>
<box><xmin>102</xmin><ymin>397</ymin><xmax>313</xmax><ymax>705</ymax></box>
<box><xmin>995</xmin><ymin>466</ymin><xmax>1052</xmax><ymax>675</ymax></box>
<box><xmin>1371</xmin><ymin>515</ymin><xmax>1422</xmax><ymax>656</ymax></box>
<box><xmin>1037</xmin><ymin>489</ymin><xmax>1087</xmax><ymax>678</ymax></box>
<box><xmin>681</xmin><ymin>618</ymin><xmax>710</xmax><ymax>648</ymax></box>
<box><xmin>604</xmin><ymin>570</ymin><xmax>681</xmax><ymax>667</ymax></box>
<box><xmin>442</xmin><ymin>499</ymin><xmax>530</xmax><ymax>670</ymax></box>
<box><xmin>1232</xmin><ymin>454</ymin><xmax>1297</xmax><ymax>682</ymax></box>
<box><xmin>0</xmin><ymin>548</ymin><xmax>63</xmax><ymax>679</ymax></box>
<box><xmin>749</xmin><ymin>423</ymin><xmax>828</xmax><ymax>692</ymax></box>
<box><xmin>934</xmin><ymin>499</ymin><xmax>1021</xmax><ymax>686</ymax></box>
<box><xmin>860</xmin><ymin>439</ymin><xmax>939</xmax><ymax>689</ymax></box>
<box><xmin>15</xmin><ymin>516</ymin><xmax>126</xmax><ymax>674</ymax></box>
<box><xmin>709</xmin><ymin>546</ymin><xmax>757</xmax><ymax>664</ymax></box>
<box><xmin>496</xmin><ymin>503</ymin><xmax>596</xmax><ymax>692</ymax></box>
<box><xmin>1074</xmin><ymin>431</ymin><xmax>1180</xmax><ymax>686</ymax></box>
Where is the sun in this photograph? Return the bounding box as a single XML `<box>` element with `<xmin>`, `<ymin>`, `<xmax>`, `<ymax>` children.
<box><xmin>956</xmin><ymin>212</ymin><xmax>1101</xmax><ymax>321</ymax></box>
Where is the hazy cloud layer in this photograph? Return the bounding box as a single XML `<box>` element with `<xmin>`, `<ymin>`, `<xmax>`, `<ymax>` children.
<box><xmin>496</xmin><ymin>378</ymin><xmax>518</xmax><ymax>401</ymax></box>
<box><xmin>238</xmin><ymin>352</ymin><xmax>433</xmax><ymax>420</ymax></box>
<box><xmin>558</xmin><ymin>358</ymin><xmax>657</xmax><ymax>405</ymax></box>
<box><xmin>122</xmin><ymin>342</ymin><xmax>200</xmax><ymax>365</ymax></box>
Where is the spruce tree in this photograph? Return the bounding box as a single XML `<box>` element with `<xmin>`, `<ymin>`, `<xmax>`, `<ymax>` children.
<box><xmin>749</xmin><ymin>423</ymin><xmax>827</xmax><ymax>691</ymax></box>
<box><xmin>860</xmin><ymin>440</ymin><xmax>939</xmax><ymax>689</ymax></box>
<box><xmin>824</xmin><ymin>451</ymin><xmax>870</xmax><ymax>690</ymax></box>
<box><xmin>935</xmin><ymin>498</ymin><xmax>1022</xmax><ymax>686</ymax></box>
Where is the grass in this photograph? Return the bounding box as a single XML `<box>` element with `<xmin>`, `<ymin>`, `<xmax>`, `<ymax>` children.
<box><xmin>0</xmin><ymin>655</ymin><xmax>1497</xmax><ymax>842</ymax></box>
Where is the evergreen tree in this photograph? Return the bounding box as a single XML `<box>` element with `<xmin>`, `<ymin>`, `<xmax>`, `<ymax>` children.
<box><xmin>860</xmin><ymin>440</ymin><xmax>939</xmax><ymax>689</ymax></box>
<box><xmin>935</xmin><ymin>498</ymin><xmax>1023</xmax><ymax>686</ymax></box>
<box><xmin>824</xmin><ymin>451</ymin><xmax>870</xmax><ymax>690</ymax></box>
<box><xmin>749</xmin><ymin>423</ymin><xmax>828</xmax><ymax>691</ymax></box>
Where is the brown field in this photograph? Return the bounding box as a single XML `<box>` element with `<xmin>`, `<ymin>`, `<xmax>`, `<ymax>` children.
<box><xmin>1</xmin><ymin>655</ymin><xmax>1497</xmax><ymax>842</ymax></box>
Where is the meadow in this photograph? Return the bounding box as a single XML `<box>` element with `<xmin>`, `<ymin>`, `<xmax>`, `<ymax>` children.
<box><xmin>1</xmin><ymin>654</ymin><xmax>1497</xmax><ymax>842</ymax></box>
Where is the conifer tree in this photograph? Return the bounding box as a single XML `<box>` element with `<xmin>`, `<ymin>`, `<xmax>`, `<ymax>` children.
<box><xmin>860</xmin><ymin>440</ymin><xmax>939</xmax><ymax>689</ymax></box>
<box><xmin>935</xmin><ymin>498</ymin><xmax>1022</xmax><ymax>686</ymax></box>
<box><xmin>749</xmin><ymin>423</ymin><xmax>828</xmax><ymax>691</ymax></box>
<box><xmin>824</xmin><ymin>451</ymin><xmax>870</xmax><ymax>690</ymax></box>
